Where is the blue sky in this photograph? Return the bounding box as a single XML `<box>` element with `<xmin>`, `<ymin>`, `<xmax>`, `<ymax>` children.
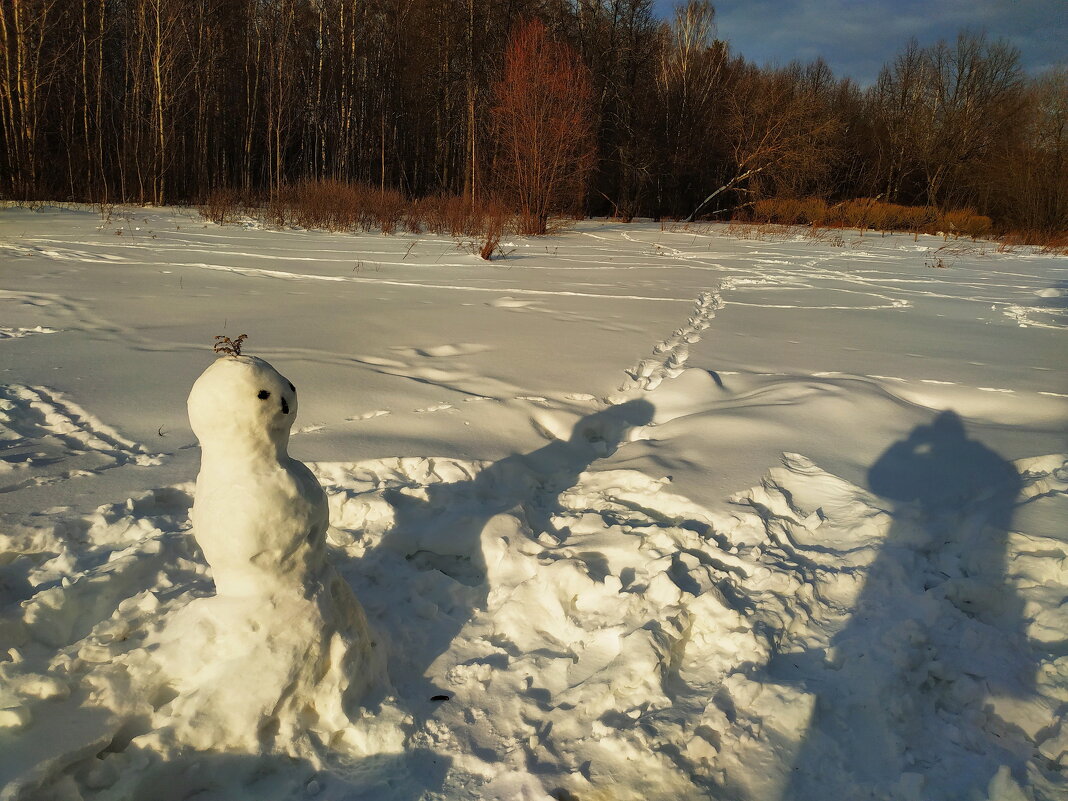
<box><xmin>651</xmin><ymin>0</ymin><xmax>1066</xmax><ymax>86</ymax></box>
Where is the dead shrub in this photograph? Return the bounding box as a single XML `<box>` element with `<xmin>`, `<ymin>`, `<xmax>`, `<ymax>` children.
<box><xmin>199</xmin><ymin>187</ymin><xmax>245</xmax><ymax>224</ymax></box>
<box><xmin>997</xmin><ymin>230</ymin><xmax>1068</xmax><ymax>254</ymax></box>
<box><xmin>404</xmin><ymin>197</ymin><xmax>428</xmax><ymax>234</ymax></box>
<box><xmin>444</xmin><ymin>196</ymin><xmax>472</xmax><ymax>236</ymax></box>
<box><xmin>369</xmin><ymin>187</ymin><xmax>406</xmax><ymax>234</ymax></box>
<box><xmin>478</xmin><ymin>202</ymin><xmax>512</xmax><ymax>259</ymax></box>
<box><xmin>753</xmin><ymin>197</ymin><xmax>830</xmax><ymax>226</ymax></box>
<box><xmin>263</xmin><ymin>180</ymin><xmax>395</xmax><ymax>232</ymax></box>
<box><xmin>270</xmin><ymin>180</ymin><xmax>363</xmax><ymax>231</ymax></box>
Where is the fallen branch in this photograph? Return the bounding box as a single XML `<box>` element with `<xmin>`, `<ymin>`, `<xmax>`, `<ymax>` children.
<box><xmin>686</xmin><ymin>167</ymin><xmax>763</xmax><ymax>222</ymax></box>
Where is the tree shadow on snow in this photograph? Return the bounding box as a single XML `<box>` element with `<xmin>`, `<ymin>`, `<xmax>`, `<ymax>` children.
<box><xmin>781</xmin><ymin>410</ymin><xmax>1034</xmax><ymax>800</ymax></box>
<box><xmin>371</xmin><ymin>399</ymin><xmax>654</xmax><ymax>705</ymax></box>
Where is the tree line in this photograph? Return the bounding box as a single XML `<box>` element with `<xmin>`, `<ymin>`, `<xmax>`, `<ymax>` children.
<box><xmin>1</xmin><ymin>0</ymin><xmax>1064</xmax><ymax>234</ymax></box>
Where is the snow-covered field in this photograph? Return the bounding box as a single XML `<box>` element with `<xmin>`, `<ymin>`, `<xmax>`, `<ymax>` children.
<box><xmin>1</xmin><ymin>205</ymin><xmax>1066</xmax><ymax>801</ymax></box>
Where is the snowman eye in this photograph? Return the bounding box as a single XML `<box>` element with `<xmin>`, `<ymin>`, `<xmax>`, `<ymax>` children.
<box><xmin>257</xmin><ymin>390</ymin><xmax>271</xmax><ymax>400</ymax></box>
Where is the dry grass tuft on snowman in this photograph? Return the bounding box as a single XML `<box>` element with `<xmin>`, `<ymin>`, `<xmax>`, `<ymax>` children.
<box><xmin>149</xmin><ymin>335</ymin><xmax>386</xmax><ymax>756</ymax></box>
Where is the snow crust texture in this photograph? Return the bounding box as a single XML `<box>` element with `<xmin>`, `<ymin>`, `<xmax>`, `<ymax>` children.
<box><xmin>1</xmin><ymin>208</ymin><xmax>1066</xmax><ymax>801</ymax></box>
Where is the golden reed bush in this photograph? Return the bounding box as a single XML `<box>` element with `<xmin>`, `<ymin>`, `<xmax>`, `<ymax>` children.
<box><xmin>748</xmin><ymin>197</ymin><xmax>992</xmax><ymax>239</ymax></box>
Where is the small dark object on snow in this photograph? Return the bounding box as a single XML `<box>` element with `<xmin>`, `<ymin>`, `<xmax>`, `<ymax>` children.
<box><xmin>430</xmin><ymin>695</ymin><xmax>451</xmax><ymax>702</ymax></box>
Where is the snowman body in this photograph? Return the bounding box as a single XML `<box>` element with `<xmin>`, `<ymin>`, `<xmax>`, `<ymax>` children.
<box><xmin>187</xmin><ymin>355</ymin><xmax>326</xmax><ymax>595</ymax></box>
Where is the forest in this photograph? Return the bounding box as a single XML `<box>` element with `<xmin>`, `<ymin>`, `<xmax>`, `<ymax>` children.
<box><xmin>1</xmin><ymin>0</ymin><xmax>1065</xmax><ymax>235</ymax></box>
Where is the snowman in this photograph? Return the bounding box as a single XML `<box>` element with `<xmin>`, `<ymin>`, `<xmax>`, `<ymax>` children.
<box><xmin>144</xmin><ymin>344</ymin><xmax>385</xmax><ymax>756</ymax></box>
<box><xmin>186</xmin><ymin>352</ymin><xmax>327</xmax><ymax>596</ymax></box>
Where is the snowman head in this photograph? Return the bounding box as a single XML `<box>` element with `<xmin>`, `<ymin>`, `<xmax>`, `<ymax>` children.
<box><xmin>188</xmin><ymin>355</ymin><xmax>299</xmax><ymax>459</ymax></box>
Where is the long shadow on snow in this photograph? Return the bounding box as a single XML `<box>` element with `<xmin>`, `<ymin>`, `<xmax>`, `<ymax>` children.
<box><xmin>371</xmin><ymin>400</ymin><xmax>654</xmax><ymax>703</ymax></box>
<box><xmin>781</xmin><ymin>410</ymin><xmax>1034</xmax><ymax>800</ymax></box>
<box><xmin>58</xmin><ymin>745</ymin><xmax>450</xmax><ymax>801</ymax></box>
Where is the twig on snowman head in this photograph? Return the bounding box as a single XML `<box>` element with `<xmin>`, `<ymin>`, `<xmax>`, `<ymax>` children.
<box><xmin>213</xmin><ymin>334</ymin><xmax>248</xmax><ymax>357</ymax></box>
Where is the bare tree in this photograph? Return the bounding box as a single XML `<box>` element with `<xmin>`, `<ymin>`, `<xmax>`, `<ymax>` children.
<box><xmin>654</xmin><ymin>1</ymin><xmax>732</xmax><ymax>217</ymax></box>
<box><xmin>0</xmin><ymin>2</ymin><xmax>1060</xmax><ymax>238</ymax></box>
<box><xmin>490</xmin><ymin>18</ymin><xmax>595</xmax><ymax>235</ymax></box>
<box><xmin>989</xmin><ymin>68</ymin><xmax>1068</xmax><ymax>232</ymax></box>
<box><xmin>570</xmin><ymin>0</ymin><xmax>660</xmax><ymax>219</ymax></box>
<box><xmin>687</xmin><ymin>63</ymin><xmax>840</xmax><ymax>220</ymax></box>
<box><xmin>870</xmin><ymin>31</ymin><xmax>1024</xmax><ymax>211</ymax></box>
<box><xmin>0</xmin><ymin>0</ymin><xmax>62</xmax><ymax>196</ymax></box>
<box><xmin>922</xmin><ymin>31</ymin><xmax>1024</xmax><ymax>209</ymax></box>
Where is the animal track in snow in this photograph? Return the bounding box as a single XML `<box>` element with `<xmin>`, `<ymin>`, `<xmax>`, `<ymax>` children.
<box><xmin>415</xmin><ymin>403</ymin><xmax>454</xmax><ymax>414</ymax></box>
<box><xmin>392</xmin><ymin>343</ymin><xmax>492</xmax><ymax>359</ymax></box>
<box><xmin>621</xmin><ymin>288</ymin><xmax>725</xmax><ymax>391</ymax></box>
<box><xmin>0</xmin><ymin>326</ymin><xmax>58</xmax><ymax>340</ymax></box>
<box><xmin>347</xmin><ymin>410</ymin><xmax>392</xmax><ymax>422</ymax></box>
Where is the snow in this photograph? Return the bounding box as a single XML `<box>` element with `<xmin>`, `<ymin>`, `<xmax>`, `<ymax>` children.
<box><xmin>1</xmin><ymin>206</ymin><xmax>1066</xmax><ymax>800</ymax></box>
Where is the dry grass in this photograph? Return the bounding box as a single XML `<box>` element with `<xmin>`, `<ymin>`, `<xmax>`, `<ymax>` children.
<box><xmin>996</xmin><ymin>230</ymin><xmax>1068</xmax><ymax>255</ymax></box>
<box><xmin>720</xmin><ymin>220</ymin><xmax>847</xmax><ymax>246</ymax></box>
<box><xmin>198</xmin><ymin>181</ymin><xmax>519</xmax><ymax>245</ymax></box>
<box><xmin>747</xmin><ymin>197</ymin><xmax>993</xmax><ymax>239</ymax></box>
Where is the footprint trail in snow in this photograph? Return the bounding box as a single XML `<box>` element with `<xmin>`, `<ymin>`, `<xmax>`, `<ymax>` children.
<box><xmin>621</xmin><ymin>287</ymin><xmax>725</xmax><ymax>391</ymax></box>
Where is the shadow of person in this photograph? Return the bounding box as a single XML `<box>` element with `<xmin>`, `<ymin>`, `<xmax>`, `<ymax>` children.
<box><xmin>73</xmin><ymin>744</ymin><xmax>450</xmax><ymax>801</ymax></box>
<box><xmin>373</xmin><ymin>399</ymin><xmax>655</xmax><ymax>703</ymax></box>
<box><xmin>782</xmin><ymin>410</ymin><xmax>1031</xmax><ymax>800</ymax></box>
